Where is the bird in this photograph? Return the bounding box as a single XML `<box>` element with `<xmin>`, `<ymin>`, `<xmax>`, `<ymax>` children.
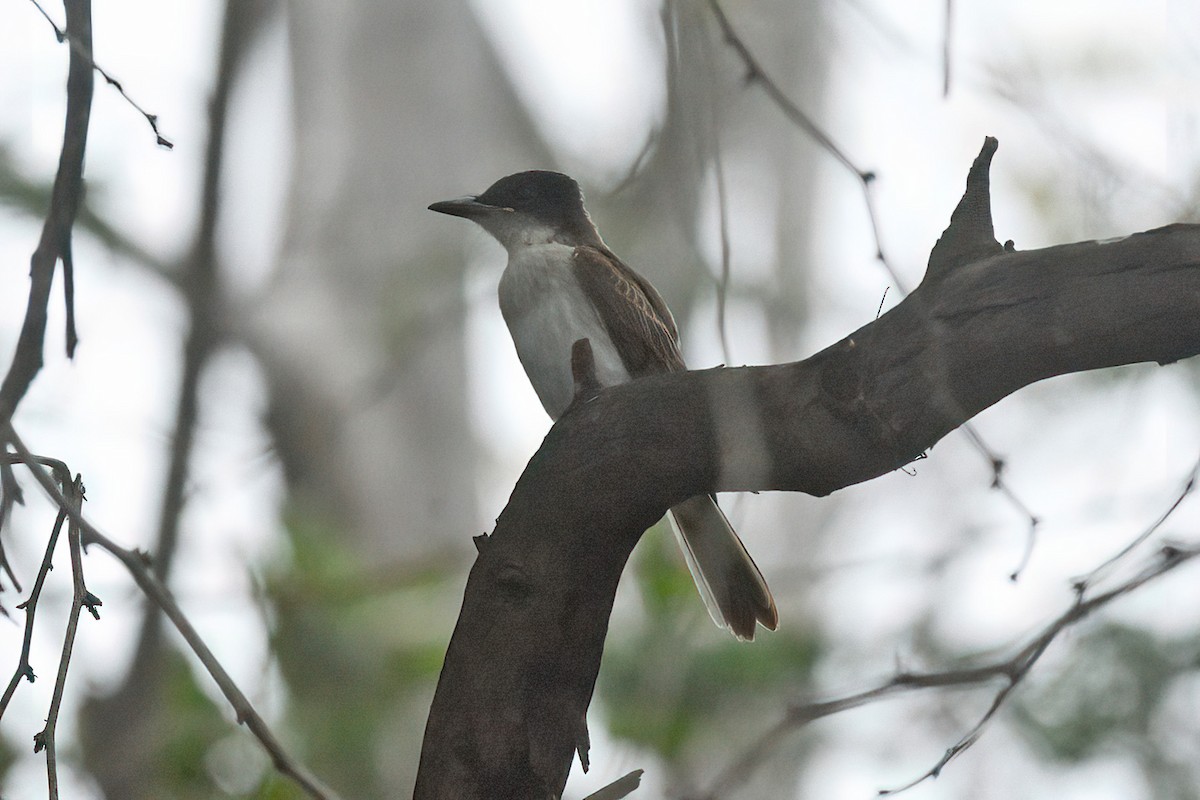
<box><xmin>429</xmin><ymin>170</ymin><xmax>777</xmax><ymax>640</ymax></box>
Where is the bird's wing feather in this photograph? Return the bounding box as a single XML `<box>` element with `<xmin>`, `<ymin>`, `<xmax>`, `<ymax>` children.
<box><xmin>571</xmin><ymin>245</ymin><xmax>685</xmax><ymax>377</ymax></box>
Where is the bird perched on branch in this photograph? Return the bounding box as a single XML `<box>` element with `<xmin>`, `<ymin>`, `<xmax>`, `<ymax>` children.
<box><xmin>430</xmin><ymin>170</ymin><xmax>776</xmax><ymax>640</ymax></box>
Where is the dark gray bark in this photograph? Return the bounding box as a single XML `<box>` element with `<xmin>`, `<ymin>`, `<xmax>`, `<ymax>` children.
<box><xmin>413</xmin><ymin>139</ymin><xmax>1200</xmax><ymax>799</ymax></box>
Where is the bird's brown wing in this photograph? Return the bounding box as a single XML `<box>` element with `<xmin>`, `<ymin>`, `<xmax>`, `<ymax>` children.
<box><xmin>571</xmin><ymin>245</ymin><xmax>685</xmax><ymax>377</ymax></box>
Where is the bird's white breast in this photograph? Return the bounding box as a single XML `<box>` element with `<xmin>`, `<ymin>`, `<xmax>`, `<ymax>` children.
<box><xmin>498</xmin><ymin>243</ymin><xmax>630</xmax><ymax>420</ymax></box>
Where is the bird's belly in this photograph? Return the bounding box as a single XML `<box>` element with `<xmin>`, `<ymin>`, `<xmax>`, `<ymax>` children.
<box><xmin>500</xmin><ymin>251</ymin><xmax>630</xmax><ymax>419</ymax></box>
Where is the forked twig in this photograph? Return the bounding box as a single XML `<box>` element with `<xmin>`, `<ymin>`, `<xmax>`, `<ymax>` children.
<box><xmin>879</xmin><ymin>542</ymin><xmax>1198</xmax><ymax>794</ymax></box>
<box><xmin>3</xmin><ymin>428</ymin><xmax>343</xmax><ymax>800</ymax></box>
<box><xmin>705</xmin><ymin>0</ymin><xmax>1040</xmax><ymax>560</ymax></box>
<box><xmin>32</xmin><ymin>475</ymin><xmax>94</xmax><ymax>799</ymax></box>
<box><xmin>0</xmin><ymin>461</ymin><xmax>24</xmax><ymax>596</ymax></box>
<box><xmin>0</xmin><ymin>479</ymin><xmax>68</xmax><ymax>720</ymax></box>
<box><xmin>695</xmin><ymin>542</ymin><xmax>1200</xmax><ymax>799</ymax></box>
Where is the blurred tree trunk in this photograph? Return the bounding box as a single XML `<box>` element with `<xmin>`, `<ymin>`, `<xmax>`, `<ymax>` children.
<box><xmin>78</xmin><ymin>2</ymin><xmax>265</xmax><ymax>797</ymax></box>
<box><xmin>593</xmin><ymin>2</ymin><xmax>829</xmax><ymax>796</ymax></box>
<box><xmin>249</xmin><ymin>1</ymin><xmax>553</xmax><ymax>796</ymax></box>
<box><xmin>257</xmin><ymin>0</ymin><xmax>550</xmax><ymax>565</ymax></box>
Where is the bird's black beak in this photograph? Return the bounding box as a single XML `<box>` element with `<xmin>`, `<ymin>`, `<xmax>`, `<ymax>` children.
<box><xmin>428</xmin><ymin>196</ymin><xmax>494</xmax><ymax>219</ymax></box>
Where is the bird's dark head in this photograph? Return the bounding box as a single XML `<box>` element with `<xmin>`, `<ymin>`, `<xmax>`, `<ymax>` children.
<box><xmin>429</xmin><ymin>171</ymin><xmax>601</xmax><ymax>250</ymax></box>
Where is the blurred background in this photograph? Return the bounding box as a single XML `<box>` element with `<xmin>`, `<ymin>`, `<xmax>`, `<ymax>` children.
<box><xmin>1</xmin><ymin>0</ymin><xmax>1199</xmax><ymax>798</ymax></box>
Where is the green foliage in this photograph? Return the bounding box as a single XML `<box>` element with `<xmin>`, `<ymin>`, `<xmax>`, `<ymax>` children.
<box><xmin>0</xmin><ymin>731</ymin><xmax>15</xmax><ymax>788</ymax></box>
<box><xmin>263</xmin><ymin>503</ymin><xmax>462</xmax><ymax>799</ymax></box>
<box><xmin>80</xmin><ymin>647</ymin><xmax>242</xmax><ymax>799</ymax></box>
<box><xmin>1014</xmin><ymin>623</ymin><xmax>1200</xmax><ymax>762</ymax></box>
<box><xmin>598</xmin><ymin>520</ymin><xmax>822</xmax><ymax>760</ymax></box>
<box><xmin>160</xmin><ymin>650</ymin><xmax>233</xmax><ymax>792</ymax></box>
<box><xmin>248</xmin><ymin>773</ymin><xmax>309</xmax><ymax>800</ymax></box>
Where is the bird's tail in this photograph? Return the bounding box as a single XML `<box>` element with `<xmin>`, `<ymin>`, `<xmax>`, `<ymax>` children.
<box><xmin>666</xmin><ymin>495</ymin><xmax>777</xmax><ymax>641</ymax></box>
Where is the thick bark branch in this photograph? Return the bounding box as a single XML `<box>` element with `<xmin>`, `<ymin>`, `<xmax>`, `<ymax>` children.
<box><xmin>413</xmin><ymin>140</ymin><xmax>1200</xmax><ymax>799</ymax></box>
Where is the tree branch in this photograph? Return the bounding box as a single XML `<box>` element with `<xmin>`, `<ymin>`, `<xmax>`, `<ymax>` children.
<box><xmin>0</xmin><ymin>0</ymin><xmax>94</xmax><ymax>427</ymax></box>
<box><xmin>879</xmin><ymin>542</ymin><xmax>1200</xmax><ymax>795</ymax></box>
<box><xmin>414</xmin><ymin>140</ymin><xmax>1200</xmax><ymax>798</ymax></box>
<box><xmin>26</xmin><ymin>0</ymin><xmax>173</xmax><ymax>148</ymax></box>
<box><xmin>1071</xmin><ymin>454</ymin><xmax>1200</xmax><ymax>594</ymax></box>
<box><xmin>80</xmin><ymin>3</ymin><xmax>265</xmax><ymax>792</ymax></box>
<box><xmin>2</xmin><ymin>428</ymin><xmax>343</xmax><ymax>800</ymax></box>
<box><xmin>0</xmin><ymin>460</ymin><xmax>26</xmax><ymax>602</ymax></box>
<box><xmin>707</xmin><ymin>3</ymin><xmax>1040</xmax><ymax>549</ymax></box>
<box><xmin>32</xmin><ymin>475</ymin><xmax>91</xmax><ymax>800</ymax></box>
<box><xmin>0</xmin><ymin>475</ymin><xmax>69</xmax><ymax>720</ymax></box>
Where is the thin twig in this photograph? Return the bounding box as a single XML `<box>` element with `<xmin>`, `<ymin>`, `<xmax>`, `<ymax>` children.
<box><xmin>0</xmin><ymin>457</ymin><xmax>97</xmax><ymax>735</ymax></box>
<box><xmin>702</xmin><ymin>23</ymin><xmax>734</xmax><ymax>366</ymax></box>
<box><xmin>608</xmin><ymin>129</ymin><xmax>659</xmax><ymax>197</ymax></box>
<box><xmin>87</xmin><ymin>2</ymin><xmax>248</xmax><ymax>789</ymax></box>
<box><xmin>33</xmin><ymin>476</ymin><xmax>91</xmax><ymax>799</ymax></box>
<box><xmin>707</xmin><ymin>0</ymin><xmax>860</xmax><ymax>175</ymax></box>
<box><xmin>875</xmin><ymin>287</ymin><xmax>889</xmax><ymax>320</ymax></box>
<box><xmin>697</xmin><ymin>542</ymin><xmax>1200</xmax><ymax>799</ymax></box>
<box><xmin>1071</xmin><ymin>454</ymin><xmax>1200</xmax><ymax>594</ymax></box>
<box><xmin>65</xmin><ymin>479</ymin><xmax>101</xmax><ymax>627</ymax></box>
<box><xmin>26</xmin><ymin>0</ymin><xmax>174</xmax><ymax>148</ymax></box>
<box><xmin>0</xmin><ymin>0</ymin><xmax>94</xmax><ymax>428</ymax></box>
<box><xmin>0</xmin><ymin>491</ymin><xmax>67</xmax><ymax>720</ymax></box>
<box><xmin>710</xmin><ymin>129</ymin><xmax>734</xmax><ymax>366</ymax></box>
<box><xmin>706</xmin><ymin>0</ymin><xmax>1040</xmax><ymax>560</ymax></box>
<box><xmin>953</xmin><ymin>425</ymin><xmax>1041</xmax><ymax>580</ymax></box>
<box><xmin>880</xmin><ymin>542</ymin><xmax>1199</xmax><ymax>794</ymax></box>
<box><xmin>145</xmin><ymin>0</ymin><xmax>253</xmax><ymax>583</ymax></box>
<box><xmin>0</xmin><ymin>460</ymin><xmax>24</xmax><ymax>595</ymax></box>
<box><xmin>3</xmin><ymin>428</ymin><xmax>343</xmax><ymax>800</ymax></box>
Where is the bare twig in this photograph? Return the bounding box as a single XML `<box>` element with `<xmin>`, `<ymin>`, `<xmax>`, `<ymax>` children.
<box><xmin>0</xmin><ymin>487</ymin><xmax>68</xmax><ymax>720</ymax></box>
<box><xmin>0</xmin><ymin>460</ymin><xmax>23</xmax><ymax>595</ymax></box>
<box><xmin>2</xmin><ymin>428</ymin><xmax>343</xmax><ymax>800</ymax></box>
<box><xmin>145</xmin><ymin>0</ymin><xmax>258</xmax><ymax>582</ymax></box>
<box><xmin>6</xmin><ymin>1</ymin><xmax>322</xmax><ymax>795</ymax></box>
<box><xmin>0</xmin><ymin>0</ymin><xmax>94</xmax><ymax>427</ymax></box>
<box><xmin>1071</xmin><ymin>454</ymin><xmax>1200</xmax><ymax>594</ymax></box>
<box><xmin>83</xmin><ymin>3</ymin><xmax>253</xmax><ymax>791</ymax></box>
<box><xmin>695</xmin><ymin>0</ymin><xmax>736</xmax><ymax>364</ymax></box>
<box><xmin>32</xmin><ymin>476</ymin><xmax>93</xmax><ymax>800</ymax></box>
<box><xmin>26</xmin><ymin>0</ymin><xmax>173</xmax><ymax>148</ymax></box>
<box><xmin>707</xmin><ymin>0</ymin><xmax>860</xmax><ymax>176</ymax></box>
<box><xmin>65</xmin><ymin>479</ymin><xmax>101</xmax><ymax>628</ymax></box>
<box><xmin>710</xmin><ymin>118</ymin><xmax>734</xmax><ymax>366</ymax></box>
<box><xmin>954</xmin><ymin>427</ymin><xmax>1041</xmax><ymax>581</ymax></box>
<box><xmin>880</xmin><ymin>542</ymin><xmax>1199</xmax><ymax>794</ymax></box>
<box><xmin>705</xmin><ymin>0</ymin><xmax>1040</xmax><ymax>560</ymax></box>
<box><xmin>696</xmin><ymin>542</ymin><xmax>1200</xmax><ymax>799</ymax></box>
<box><xmin>608</xmin><ymin>129</ymin><xmax>660</xmax><ymax>197</ymax></box>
